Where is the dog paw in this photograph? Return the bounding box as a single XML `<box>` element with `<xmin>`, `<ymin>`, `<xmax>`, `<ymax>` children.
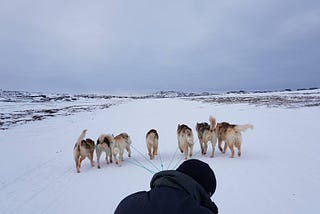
<box><xmin>97</xmin><ymin>165</ymin><xmax>101</xmax><ymax>169</ymax></box>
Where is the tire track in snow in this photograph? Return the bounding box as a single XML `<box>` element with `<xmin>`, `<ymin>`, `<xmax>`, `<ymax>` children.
<box><xmin>0</xmin><ymin>155</ymin><xmax>60</xmax><ymax>191</ymax></box>
<box><xmin>0</xmin><ymin>154</ymin><xmax>76</xmax><ymax>214</ymax></box>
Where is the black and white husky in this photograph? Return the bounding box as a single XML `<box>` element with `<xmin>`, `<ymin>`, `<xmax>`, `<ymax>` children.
<box><xmin>96</xmin><ymin>134</ymin><xmax>114</xmax><ymax>168</ymax></box>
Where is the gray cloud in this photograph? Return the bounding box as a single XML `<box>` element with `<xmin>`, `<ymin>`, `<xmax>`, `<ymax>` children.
<box><xmin>0</xmin><ymin>0</ymin><xmax>319</xmax><ymax>93</ymax></box>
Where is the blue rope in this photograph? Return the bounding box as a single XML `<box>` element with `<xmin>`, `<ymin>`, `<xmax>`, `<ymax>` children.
<box><xmin>192</xmin><ymin>147</ymin><xmax>202</xmax><ymax>157</ymax></box>
<box><xmin>157</xmin><ymin>148</ymin><xmax>164</xmax><ymax>171</ymax></box>
<box><xmin>124</xmin><ymin>138</ymin><xmax>201</xmax><ymax>173</ymax></box>
<box><xmin>129</xmin><ymin>143</ymin><xmax>160</xmax><ymax>171</ymax></box>
<box><xmin>172</xmin><ymin>153</ymin><xmax>186</xmax><ymax>170</ymax></box>
<box><xmin>167</xmin><ymin>146</ymin><xmax>179</xmax><ymax>170</ymax></box>
<box><xmin>127</xmin><ymin>158</ymin><xmax>155</xmax><ymax>174</ymax></box>
<box><xmin>171</xmin><ymin>139</ymin><xmax>200</xmax><ymax>169</ymax></box>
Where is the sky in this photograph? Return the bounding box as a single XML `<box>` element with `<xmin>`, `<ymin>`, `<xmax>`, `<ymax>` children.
<box><xmin>0</xmin><ymin>0</ymin><xmax>319</xmax><ymax>93</ymax></box>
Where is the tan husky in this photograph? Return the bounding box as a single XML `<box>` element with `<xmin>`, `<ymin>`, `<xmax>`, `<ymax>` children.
<box><xmin>214</xmin><ymin>118</ymin><xmax>253</xmax><ymax>158</ymax></box>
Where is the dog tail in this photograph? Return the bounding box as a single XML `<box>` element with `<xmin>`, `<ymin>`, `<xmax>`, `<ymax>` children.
<box><xmin>235</xmin><ymin>124</ymin><xmax>254</xmax><ymax>132</ymax></box>
<box><xmin>77</xmin><ymin>129</ymin><xmax>87</xmax><ymax>144</ymax></box>
<box><xmin>209</xmin><ymin>116</ymin><xmax>216</xmax><ymax>130</ymax></box>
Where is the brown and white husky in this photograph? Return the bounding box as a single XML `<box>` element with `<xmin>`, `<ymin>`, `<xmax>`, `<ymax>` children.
<box><xmin>96</xmin><ymin>134</ymin><xmax>114</xmax><ymax>169</ymax></box>
<box><xmin>146</xmin><ymin>129</ymin><xmax>159</xmax><ymax>160</ymax></box>
<box><xmin>73</xmin><ymin>129</ymin><xmax>95</xmax><ymax>173</ymax></box>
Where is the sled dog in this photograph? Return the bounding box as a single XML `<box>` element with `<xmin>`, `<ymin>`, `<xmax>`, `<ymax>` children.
<box><xmin>201</xmin><ymin>129</ymin><xmax>218</xmax><ymax>157</ymax></box>
<box><xmin>96</xmin><ymin>134</ymin><xmax>114</xmax><ymax>169</ymax></box>
<box><xmin>112</xmin><ymin>133</ymin><xmax>132</xmax><ymax>166</ymax></box>
<box><xmin>196</xmin><ymin>122</ymin><xmax>211</xmax><ymax>154</ymax></box>
<box><xmin>73</xmin><ymin>129</ymin><xmax>95</xmax><ymax>173</ymax></box>
<box><xmin>215</xmin><ymin>119</ymin><xmax>253</xmax><ymax>158</ymax></box>
<box><xmin>146</xmin><ymin>129</ymin><xmax>159</xmax><ymax>160</ymax></box>
<box><xmin>177</xmin><ymin>124</ymin><xmax>194</xmax><ymax>160</ymax></box>
<box><xmin>196</xmin><ymin>116</ymin><xmax>219</xmax><ymax>157</ymax></box>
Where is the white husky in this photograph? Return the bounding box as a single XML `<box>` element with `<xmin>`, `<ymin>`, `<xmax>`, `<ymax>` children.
<box><xmin>177</xmin><ymin>124</ymin><xmax>194</xmax><ymax>160</ymax></box>
<box><xmin>112</xmin><ymin>133</ymin><xmax>132</xmax><ymax>166</ymax></box>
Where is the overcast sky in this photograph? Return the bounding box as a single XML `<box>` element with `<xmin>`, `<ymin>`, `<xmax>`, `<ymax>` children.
<box><xmin>0</xmin><ymin>0</ymin><xmax>319</xmax><ymax>93</ymax></box>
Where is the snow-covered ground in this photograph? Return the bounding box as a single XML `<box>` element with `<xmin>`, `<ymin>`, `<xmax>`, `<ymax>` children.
<box><xmin>0</xmin><ymin>91</ymin><xmax>319</xmax><ymax>213</ymax></box>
